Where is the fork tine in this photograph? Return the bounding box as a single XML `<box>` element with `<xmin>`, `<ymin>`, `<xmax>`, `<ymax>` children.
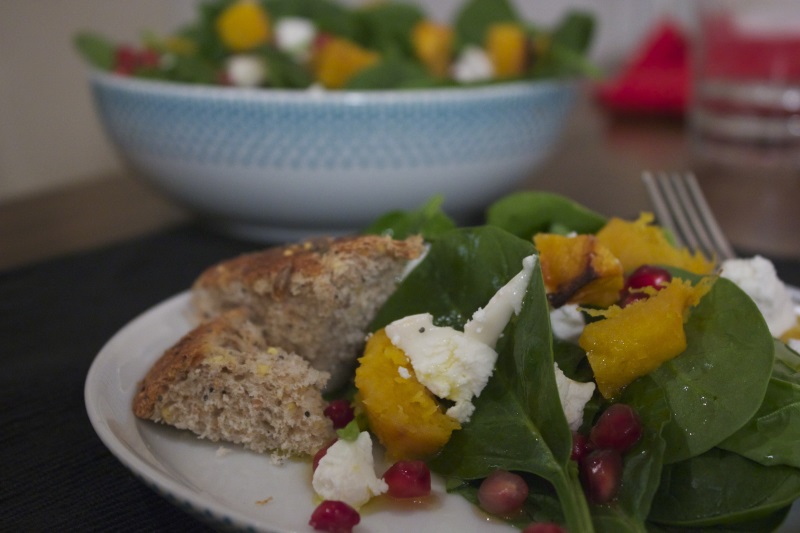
<box><xmin>641</xmin><ymin>171</ymin><xmax>736</xmax><ymax>262</ymax></box>
<box><xmin>682</xmin><ymin>172</ymin><xmax>736</xmax><ymax>260</ymax></box>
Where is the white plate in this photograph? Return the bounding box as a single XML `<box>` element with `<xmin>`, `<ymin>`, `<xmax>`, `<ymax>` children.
<box><xmin>86</xmin><ymin>290</ymin><xmax>800</xmax><ymax>532</ymax></box>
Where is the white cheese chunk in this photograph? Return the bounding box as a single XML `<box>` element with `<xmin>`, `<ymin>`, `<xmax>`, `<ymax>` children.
<box><xmin>312</xmin><ymin>432</ymin><xmax>387</xmax><ymax>508</ymax></box>
<box><xmin>275</xmin><ymin>17</ymin><xmax>316</xmax><ymax>62</ymax></box>
<box><xmin>554</xmin><ymin>363</ymin><xmax>595</xmax><ymax>431</ymax></box>
<box><xmin>451</xmin><ymin>45</ymin><xmax>494</xmax><ymax>83</ymax></box>
<box><xmin>385</xmin><ymin>255</ymin><xmax>536</xmax><ymax>423</ymax></box>
<box><xmin>550</xmin><ymin>303</ymin><xmax>585</xmax><ymax>343</ymax></box>
<box><xmin>225</xmin><ymin>55</ymin><xmax>267</xmax><ymax>87</ymax></box>
<box><xmin>720</xmin><ymin>255</ymin><xmax>796</xmax><ymax>337</ymax></box>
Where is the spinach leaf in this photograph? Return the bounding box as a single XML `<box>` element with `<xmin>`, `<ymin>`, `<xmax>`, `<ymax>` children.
<box><xmin>74</xmin><ymin>32</ymin><xmax>116</xmax><ymax>70</ymax></box>
<box><xmin>263</xmin><ymin>0</ymin><xmax>359</xmax><ymax>39</ymax></box>
<box><xmin>551</xmin><ymin>11</ymin><xmax>595</xmax><ymax>55</ymax></box>
<box><xmin>352</xmin><ymin>2</ymin><xmax>423</xmax><ymax>57</ymax></box>
<box><xmin>648</xmin><ymin>448</ymin><xmax>800</xmax><ymax>527</ymax></box>
<box><xmin>591</xmin><ymin>506</ymin><xmax>648</xmax><ymax>533</ymax></box>
<box><xmin>617</xmin><ymin>379</ymin><xmax>671</xmax><ymax>520</ymax></box>
<box><xmin>718</xmin><ymin>340</ymin><xmax>800</xmax><ymax>468</ymax></box>
<box><xmin>454</xmin><ymin>0</ymin><xmax>521</xmax><ymax>48</ymax></box>
<box><xmin>639</xmin><ymin>275</ymin><xmax>774</xmax><ymax>463</ymax></box>
<box><xmin>361</xmin><ymin>195</ymin><xmax>456</xmax><ymax>241</ymax></box>
<box><xmin>346</xmin><ymin>57</ymin><xmax>438</xmax><ymax>90</ymax></box>
<box><xmin>259</xmin><ymin>47</ymin><xmax>313</xmax><ymax>88</ymax></box>
<box><xmin>646</xmin><ymin>506</ymin><xmax>791</xmax><ymax>532</ymax></box>
<box><xmin>486</xmin><ymin>190</ymin><xmax>607</xmax><ymax>239</ymax></box>
<box><xmin>371</xmin><ymin>226</ymin><xmax>594</xmax><ymax>531</ymax></box>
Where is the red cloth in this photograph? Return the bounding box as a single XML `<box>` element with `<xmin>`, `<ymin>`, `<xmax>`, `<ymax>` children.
<box><xmin>595</xmin><ymin>20</ymin><xmax>689</xmax><ymax>117</ymax></box>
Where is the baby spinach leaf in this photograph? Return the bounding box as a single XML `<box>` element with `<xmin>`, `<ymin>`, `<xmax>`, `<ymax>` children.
<box><xmin>74</xmin><ymin>32</ymin><xmax>116</xmax><ymax>70</ymax></box>
<box><xmin>361</xmin><ymin>195</ymin><xmax>456</xmax><ymax>241</ymax></box>
<box><xmin>345</xmin><ymin>57</ymin><xmax>436</xmax><ymax>90</ymax></box>
<box><xmin>259</xmin><ymin>47</ymin><xmax>313</xmax><ymax>88</ymax></box>
<box><xmin>352</xmin><ymin>2</ymin><xmax>423</xmax><ymax>57</ymax></box>
<box><xmin>642</xmin><ymin>275</ymin><xmax>774</xmax><ymax>463</ymax></box>
<box><xmin>591</xmin><ymin>506</ymin><xmax>648</xmax><ymax>533</ymax></box>
<box><xmin>718</xmin><ymin>340</ymin><xmax>800</xmax><ymax>468</ymax></box>
<box><xmin>550</xmin><ymin>11</ymin><xmax>595</xmax><ymax>55</ymax></box>
<box><xmin>646</xmin><ymin>506</ymin><xmax>791</xmax><ymax>532</ymax></box>
<box><xmin>454</xmin><ymin>0</ymin><xmax>520</xmax><ymax>48</ymax></box>
<box><xmin>648</xmin><ymin>448</ymin><xmax>800</xmax><ymax>527</ymax></box>
<box><xmin>486</xmin><ymin>191</ymin><xmax>607</xmax><ymax>240</ymax></box>
<box><xmin>263</xmin><ymin>0</ymin><xmax>359</xmax><ymax>39</ymax></box>
<box><xmin>370</xmin><ymin>225</ymin><xmax>534</xmax><ymax>331</ymax></box>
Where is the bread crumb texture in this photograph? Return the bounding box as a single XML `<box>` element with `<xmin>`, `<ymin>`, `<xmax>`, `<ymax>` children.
<box><xmin>191</xmin><ymin>234</ymin><xmax>425</xmax><ymax>389</ymax></box>
<box><xmin>133</xmin><ymin>309</ymin><xmax>335</xmax><ymax>458</ymax></box>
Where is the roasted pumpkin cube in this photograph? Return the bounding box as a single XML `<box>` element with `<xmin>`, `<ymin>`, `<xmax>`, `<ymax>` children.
<box><xmin>535</xmin><ymin>233</ymin><xmax>624</xmax><ymax>308</ymax></box>
<box><xmin>312</xmin><ymin>37</ymin><xmax>380</xmax><ymax>89</ymax></box>
<box><xmin>216</xmin><ymin>0</ymin><xmax>272</xmax><ymax>52</ymax></box>
<box><xmin>411</xmin><ymin>20</ymin><xmax>454</xmax><ymax>78</ymax></box>
<box><xmin>486</xmin><ymin>23</ymin><xmax>529</xmax><ymax>78</ymax></box>
<box><xmin>354</xmin><ymin>328</ymin><xmax>460</xmax><ymax>460</ymax></box>
<box><xmin>596</xmin><ymin>213</ymin><xmax>715</xmax><ymax>275</ymax></box>
<box><xmin>579</xmin><ymin>277</ymin><xmax>714</xmax><ymax>399</ymax></box>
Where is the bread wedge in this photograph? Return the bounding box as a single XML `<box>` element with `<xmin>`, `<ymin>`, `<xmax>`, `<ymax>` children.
<box><xmin>132</xmin><ymin>309</ymin><xmax>335</xmax><ymax>460</ymax></box>
<box><xmin>191</xmin><ymin>234</ymin><xmax>425</xmax><ymax>389</ymax></box>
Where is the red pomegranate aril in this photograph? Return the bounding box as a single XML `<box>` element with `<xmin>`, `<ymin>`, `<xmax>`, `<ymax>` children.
<box><xmin>570</xmin><ymin>431</ymin><xmax>591</xmax><ymax>462</ymax></box>
<box><xmin>312</xmin><ymin>438</ymin><xmax>338</xmax><ymax>472</ymax></box>
<box><xmin>589</xmin><ymin>403</ymin><xmax>643</xmax><ymax>453</ymax></box>
<box><xmin>138</xmin><ymin>48</ymin><xmax>161</xmax><ymax>69</ymax></box>
<box><xmin>478</xmin><ymin>469</ymin><xmax>529</xmax><ymax>516</ymax></box>
<box><xmin>113</xmin><ymin>45</ymin><xmax>138</xmax><ymax>75</ymax></box>
<box><xmin>324</xmin><ymin>399</ymin><xmax>355</xmax><ymax>429</ymax></box>
<box><xmin>383</xmin><ymin>460</ymin><xmax>431</xmax><ymax>498</ymax></box>
<box><xmin>625</xmin><ymin>265</ymin><xmax>672</xmax><ymax>291</ymax></box>
<box><xmin>580</xmin><ymin>449</ymin><xmax>622</xmax><ymax>504</ymax></box>
<box><xmin>618</xmin><ymin>290</ymin><xmax>649</xmax><ymax>308</ymax></box>
<box><xmin>309</xmin><ymin>500</ymin><xmax>360</xmax><ymax>533</ymax></box>
<box><xmin>522</xmin><ymin>523</ymin><xmax>568</xmax><ymax>533</ymax></box>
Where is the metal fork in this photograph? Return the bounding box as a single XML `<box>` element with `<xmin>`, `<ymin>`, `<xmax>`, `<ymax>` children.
<box><xmin>641</xmin><ymin>171</ymin><xmax>736</xmax><ymax>261</ymax></box>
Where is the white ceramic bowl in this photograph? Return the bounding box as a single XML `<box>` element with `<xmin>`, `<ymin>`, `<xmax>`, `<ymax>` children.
<box><xmin>90</xmin><ymin>71</ymin><xmax>578</xmax><ymax>240</ymax></box>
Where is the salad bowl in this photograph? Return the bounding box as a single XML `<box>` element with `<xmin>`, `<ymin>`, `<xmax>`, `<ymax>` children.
<box><xmin>89</xmin><ymin>71</ymin><xmax>578</xmax><ymax>241</ymax></box>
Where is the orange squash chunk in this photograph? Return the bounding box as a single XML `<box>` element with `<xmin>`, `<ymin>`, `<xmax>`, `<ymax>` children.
<box><xmin>535</xmin><ymin>233</ymin><xmax>624</xmax><ymax>308</ymax></box>
<box><xmin>216</xmin><ymin>0</ymin><xmax>272</xmax><ymax>52</ymax></box>
<box><xmin>354</xmin><ymin>329</ymin><xmax>460</xmax><ymax>460</ymax></box>
<box><xmin>579</xmin><ymin>277</ymin><xmax>714</xmax><ymax>399</ymax></box>
<box><xmin>486</xmin><ymin>23</ymin><xmax>529</xmax><ymax>78</ymax></box>
<box><xmin>411</xmin><ymin>20</ymin><xmax>454</xmax><ymax>78</ymax></box>
<box><xmin>596</xmin><ymin>213</ymin><xmax>715</xmax><ymax>275</ymax></box>
<box><xmin>312</xmin><ymin>37</ymin><xmax>380</xmax><ymax>89</ymax></box>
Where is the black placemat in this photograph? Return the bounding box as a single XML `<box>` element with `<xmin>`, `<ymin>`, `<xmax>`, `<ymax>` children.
<box><xmin>1</xmin><ymin>224</ymin><xmax>255</xmax><ymax>531</ymax></box>
<box><xmin>2</xmin><ymin>223</ymin><xmax>799</xmax><ymax>531</ymax></box>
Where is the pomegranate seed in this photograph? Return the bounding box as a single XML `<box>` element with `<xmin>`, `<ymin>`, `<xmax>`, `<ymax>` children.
<box><xmin>570</xmin><ymin>432</ymin><xmax>592</xmax><ymax>462</ymax></box>
<box><xmin>522</xmin><ymin>523</ymin><xmax>568</xmax><ymax>533</ymax></box>
<box><xmin>113</xmin><ymin>45</ymin><xmax>138</xmax><ymax>75</ymax></box>
<box><xmin>477</xmin><ymin>469</ymin><xmax>529</xmax><ymax>517</ymax></box>
<box><xmin>309</xmin><ymin>500</ymin><xmax>360</xmax><ymax>533</ymax></box>
<box><xmin>589</xmin><ymin>403</ymin><xmax>643</xmax><ymax>453</ymax></box>
<box><xmin>580</xmin><ymin>449</ymin><xmax>622</xmax><ymax>504</ymax></box>
<box><xmin>138</xmin><ymin>48</ymin><xmax>160</xmax><ymax>69</ymax></box>
<box><xmin>312</xmin><ymin>439</ymin><xmax>337</xmax><ymax>472</ymax></box>
<box><xmin>618</xmin><ymin>290</ymin><xmax>649</xmax><ymax>308</ymax></box>
<box><xmin>625</xmin><ymin>265</ymin><xmax>672</xmax><ymax>291</ymax></box>
<box><xmin>383</xmin><ymin>460</ymin><xmax>431</xmax><ymax>498</ymax></box>
<box><xmin>324</xmin><ymin>399</ymin><xmax>355</xmax><ymax>429</ymax></box>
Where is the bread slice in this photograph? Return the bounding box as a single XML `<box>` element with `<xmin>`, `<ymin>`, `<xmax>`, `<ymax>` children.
<box><xmin>191</xmin><ymin>234</ymin><xmax>426</xmax><ymax>390</ymax></box>
<box><xmin>132</xmin><ymin>309</ymin><xmax>335</xmax><ymax>460</ymax></box>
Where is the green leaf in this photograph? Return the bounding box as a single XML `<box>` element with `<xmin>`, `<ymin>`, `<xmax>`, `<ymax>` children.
<box><xmin>376</xmin><ymin>227</ymin><xmax>593</xmax><ymax>531</ymax></box>
<box><xmin>260</xmin><ymin>47</ymin><xmax>313</xmax><ymax>88</ymax></box>
<box><xmin>648</xmin><ymin>448</ymin><xmax>800</xmax><ymax>527</ymax></box>
<box><xmin>454</xmin><ymin>0</ymin><xmax>520</xmax><ymax>47</ymax></box>
<box><xmin>646</xmin><ymin>506</ymin><xmax>791</xmax><ymax>532</ymax></box>
<box><xmin>74</xmin><ymin>32</ymin><xmax>116</xmax><ymax>70</ymax></box>
<box><xmin>486</xmin><ymin>190</ymin><xmax>607</xmax><ymax>239</ymax></box>
<box><xmin>361</xmin><ymin>195</ymin><xmax>457</xmax><ymax>241</ymax></box>
<box><xmin>263</xmin><ymin>0</ymin><xmax>359</xmax><ymax>40</ymax></box>
<box><xmin>345</xmin><ymin>57</ymin><xmax>437</xmax><ymax>90</ymax></box>
<box><xmin>551</xmin><ymin>11</ymin><xmax>595</xmax><ymax>54</ymax></box>
<box><xmin>336</xmin><ymin>419</ymin><xmax>360</xmax><ymax>441</ymax></box>
<box><xmin>643</xmin><ymin>275</ymin><xmax>775</xmax><ymax>464</ymax></box>
<box><xmin>352</xmin><ymin>2</ymin><xmax>424</xmax><ymax>57</ymax></box>
<box><xmin>718</xmin><ymin>340</ymin><xmax>800</xmax><ymax>468</ymax></box>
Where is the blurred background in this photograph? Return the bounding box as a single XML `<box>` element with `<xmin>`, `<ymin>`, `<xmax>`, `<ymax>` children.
<box><xmin>0</xmin><ymin>0</ymin><xmax>692</xmax><ymax>203</ymax></box>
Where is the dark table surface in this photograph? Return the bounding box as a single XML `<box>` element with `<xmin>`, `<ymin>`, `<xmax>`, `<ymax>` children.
<box><xmin>3</xmin><ymin>220</ymin><xmax>800</xmax><ymax>531</ymax></box>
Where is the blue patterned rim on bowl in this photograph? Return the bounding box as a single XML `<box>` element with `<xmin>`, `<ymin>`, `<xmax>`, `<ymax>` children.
<box><xmin>89</xmin><ymin>71</ymin><xmax>578</xmax><ymax>240</ymax></box>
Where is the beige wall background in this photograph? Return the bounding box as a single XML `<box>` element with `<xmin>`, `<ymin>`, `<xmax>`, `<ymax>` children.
<box><xmin>0</xmin><ymin>0</ymin><xmax>689</xmax><ymax>203</ymax></box>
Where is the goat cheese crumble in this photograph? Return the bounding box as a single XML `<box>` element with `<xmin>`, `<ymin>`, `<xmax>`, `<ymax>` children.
<box><xmin>720</xmin><ymin>255</ymin><xmax>796</xmax><ymax>337</ymax></box>
<box><xmin>386</xmin><ymin>255</ymin><xmax>536</xmax><ymax>423</ymax></box>
<box><xmin>311</xmin><ymin>431</ymin><xmax>387</xmax><ymax>508</ymax></box>
<box><xmin>554</xmin><ymin>363</ymin><xmax>595</xmax><ymax>431</ymax></box>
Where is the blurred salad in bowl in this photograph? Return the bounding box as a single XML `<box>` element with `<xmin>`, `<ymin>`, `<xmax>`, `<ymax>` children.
<box><xmin>74</xmin><ymin>0</ymin><xmax>596</xmax><ymax>90</ymax></box>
